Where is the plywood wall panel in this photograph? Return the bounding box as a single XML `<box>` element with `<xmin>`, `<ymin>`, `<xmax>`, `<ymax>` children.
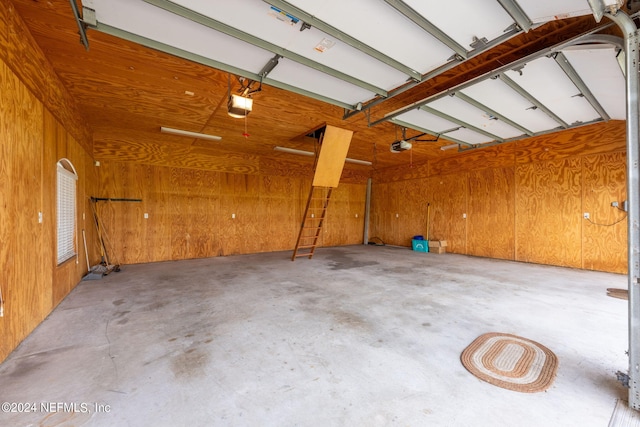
<box><xmin>170</xmin><ymin>168</ymin><xmax>221</xmax><ymax>260</ymax></box>
<box><xmin>373</xmin><ymin>162</ymin><xmax>430</xmax><ymax>183</ymax></box>
<box><xmin>0</xmin><ymin>61</ymin><xmax>47</xmax><ymax>360</ymax></box>
<box><xmin>430</xmin><ymin>143</ymin><xmax>515</xmax><ymax>177</ymax></box>
<box><xmin>260</xmin><ymin>175</ymin><xmax>300</xmax><ymax>251</ymax></box>
<box><xmin>397</xmin><ymin>179</ymin><xmax>429</xmax><ymax>246</ymax></box>
<box><xmin>323</xmin><ymin>185</ymin><xmax>347</xmax><ymax>246</ymax></box>
<box><xmin>0</xmin><ymin>0</ymin><xmax>92</xmax><ymax>150</ymax></box>
<box><xmin>582</xmin><ymin>152</ymin><xmax>627</xmax><ymax>273</ymax></box>
<box><xmin>427</xmin><ymin>173</ymin><xmax>468</xmax><ymax>253</ymax></box>
<box><xmin>143</xmin><ymin>165</ymin><xmax>172</xmax><ymax>262</ymax></box>
<box><xmin>515</xmin><ymin>158</ymin><xmax>582</xmax><ymax>268</ymax></box>
<box><xmin>515</xmin><ymin>121</ymin><xmax>626</xmax><ymax>165</ymax></box>
<box><xmin>467</xmin><ymin>167</ymin><xmax>515</xmax><ymax>260</ymax></box>
<box><xmin>370</xmin><ymin>182</ymin><xmax>390</xmax><ymax>245</ymax></box>
<box><xmin>94</xmin><ymin>137</ymin><xmax>260</xmax><ymax>175</ymax></box>
<box><xmin>347</xmin><ymin>183</ymin><xmax>367</xmax><ymax>244</ymax></box>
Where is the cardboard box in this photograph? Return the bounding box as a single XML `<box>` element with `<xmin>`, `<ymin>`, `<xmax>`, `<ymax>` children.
<box><xmin>428</xmin><ymin>240</ymin><xmax>447</xmax><ymax>248</ymax></box>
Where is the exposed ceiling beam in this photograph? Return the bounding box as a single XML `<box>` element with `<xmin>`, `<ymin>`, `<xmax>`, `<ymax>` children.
<box><xmin>454</xmin><ymin>92</ymin><xmax>533</xmax><ymax>136</ymax></box>
<box><xmin>496</xmin><ymin>0</ymin><xmax>533</xmax><ymax>32</ymax></box>
<box><xmin>383</xmin><ymin>0</ymin><xmax>468</xmax><ymax>59</ymax></box>
<box><xmin>142</xmin><ymin>0</ymin><xmax>387</xmax><ymax>97</ymax></box>
<box><xmin>343</xmin><ymin>22</ymin><xmax>524</xmax><ymax>120</ymax></box>
<box><xmin>264</xmin><ymin>0</ymin><xmax>423</xmax><ymax>82</ymax></box>
<box><xmin>371</xmin><ymin>31</ymin><xmax>621</xmax><ymax>127</ymax></box>
<box><xmin>553</xmin><ymin>51</ymin><xmax>610</xmax><ymax>121</ymax></box>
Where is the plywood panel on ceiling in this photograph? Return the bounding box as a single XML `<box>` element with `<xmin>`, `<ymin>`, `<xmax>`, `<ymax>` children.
<box><xmin>582</xmin><ymin>152</ymin><xmax>627</xmax><ymax>273</ymax></box>
<box><xmin>467</xmin><ymin>167</ymin><xmax>515</xmax><ymax>260</ymax></box>
<box><xmin>312</xmin><ymin>125</ymin><xmax>353</xmax><ymax>188</ymax></box>
<box><xmin>427</xmin><ymin>173</ymin><xmax>467</xmax><ymax>254</ymax></box>
<box><xmin>515</xmin><ymin>158</ymin><xmax>582</xmax><ymax>268</ymax></box>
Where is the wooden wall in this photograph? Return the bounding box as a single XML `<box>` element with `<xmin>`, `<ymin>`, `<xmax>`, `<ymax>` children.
<box><xmin>0</xmin><ymin>3</ymin><xmax>95</xmax><ymax>363</ymax></box>
<box><xmin>371</xmin><ymin>121</ymin><xmax>628</xmax><ymax>274</ymax></box>
<box><xmin>94</xmin><ymin>162</ymin><xmax>367</xmax><ymax>264</ymax></box>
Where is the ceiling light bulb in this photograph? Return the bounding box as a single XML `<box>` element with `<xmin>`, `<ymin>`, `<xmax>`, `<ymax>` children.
<box><xmin>228</xmin><ymin>94</ymin><xmax>253</xmax><ymax>118</ymax></box>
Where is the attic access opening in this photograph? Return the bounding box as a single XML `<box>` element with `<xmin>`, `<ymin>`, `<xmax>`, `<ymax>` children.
<box><xmin>273</xmin><ymin>123</ymin><xmax>370</xmax><ymax>166</ymax></box>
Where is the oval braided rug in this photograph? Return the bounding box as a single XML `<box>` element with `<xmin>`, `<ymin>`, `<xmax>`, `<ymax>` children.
<box><xmin>461</xmin><ymin>332</ymin><xmax>558</xmax><ymax>393</ymax></box>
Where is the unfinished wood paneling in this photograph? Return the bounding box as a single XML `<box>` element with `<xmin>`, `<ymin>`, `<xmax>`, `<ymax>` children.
<box><xmin>515</xmin><ymin>121</ymin><xmax>626</xmax><ymax>164</ymax></box>
<box><xmin>467</xmin><ymin>167</ymin><xmax>515</xmax><ymax>260</ymax></box>
<box><xmin>94</xmin><ymin>136</ymin><xmax>260</xmax><ymax>176</ymax></box>
<box><xmin>369</xmin><ymin>181</ymin><xmax>395</xmax><ymax>245</ymax></box>
<box><xmin>372</xmin><ymin>162</ymin><xmax>430</xmax><ymax>184</ymax></box>
<box><xmin>396</xmin><ymin>179</ymin><xmax>429</xmax><ymax>246</ymax></box>
<box><xmin>170</xmin><ymin>168</ymin><xmax>221</xmax><ymax>260</ymax></box>
<box><xmin>0</xmin><ymin>61</ymin><xmax>47</xmax><ymax>360</ymax></box>
<box><xmin>260</xmin><ymin>175</ymin><xmax>300</xmax><ymax>251</ymax></box>
<box><xmin>143</xmin><ymin>164</ymin><xmax>172</xmax><ymax>262</ymax></box>
<box><xmin>515</xmin><ymin>158</ymin><xmax>582</xmax><ymax>268</ymax></box>
<box><xmin>312</xmin><ymin>125</ymin><xmax>353</xmax><ymax>188</ymax></box>
<box><xmin>427</xmin><ymin>173</ymin><xmax>468</xmax><ymax>254</ymax></box>
<box><xmin>323</xmin><ymin>183</ymin><xmax>366</xmax><ymax>246</ymax></box>
<box><xmin>430</xmin><ymin>143</ymin><xmax>516</xmax><ymax>177</ymax></box>
<box><xmin>0</xmin><ymin>0</ymin><xmax>92</xmax><ymax>149</ymax></box>
<box><xmin>219</xmin><ymin>173</ymin><xmax>260</xmax><ymax>256</ymax></box>
<box><xmin>582</xmin><ymin>152</ymin><xmax>627</xmax><ymax>273</ymax></box>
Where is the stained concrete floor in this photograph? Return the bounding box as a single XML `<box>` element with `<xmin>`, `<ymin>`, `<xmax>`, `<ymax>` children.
<box><xmin>0</xmin><ymin>245</ymin><xmax>631</xmax><ymax>426</ymax></box>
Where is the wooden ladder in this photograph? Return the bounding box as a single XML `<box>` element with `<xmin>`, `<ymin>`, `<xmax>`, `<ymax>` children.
<box><xmin>291</xmin><ymin>186</ymin><xmax>333</xmax><ymax>260</ymax></box>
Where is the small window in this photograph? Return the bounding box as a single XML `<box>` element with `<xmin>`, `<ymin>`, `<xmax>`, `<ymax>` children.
<box><xmin>57</xmin><ymin>159</ymin><xmax>77</xmax><ymax>265</ymax></box>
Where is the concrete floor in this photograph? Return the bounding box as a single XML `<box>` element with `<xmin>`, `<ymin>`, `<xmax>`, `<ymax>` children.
<box><xmin>0</xmin><ymin>245</ymin><xmax>630</xmax><ymax>426</ymax></box>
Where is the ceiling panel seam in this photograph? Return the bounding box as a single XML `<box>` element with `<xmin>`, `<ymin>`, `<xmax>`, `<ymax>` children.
<box><xmin>142</xmin><ymin>0</ymin><xmax>388</xmax><ymax>97</ymax></box>
<box><xmin>497</xmin><ymin>73</ymin><xmax>570</xmax><ymax>128</ymax></box>
<box><xmin>420</xmin><ymin>105</ymin><xmax>504</xmax><ymax>142</ymax></box>
<box><xmin>264</xmin><ymin>0</ymin><xmax>423</xmax><ymax>82</ymax></box>
<box><xmin>91</xmin><ymin>22</ymin><xmax>356</xmax><ymax>110</ymax></box>
<box><xmin>552</xmin><ymin>51</ymin><xmax>610</xmax><ymax>121</ymax></box>
<box><xmin>372</xmin><ymin>30</ymin><xmax>622</xmax><ymax>127</ymax></box>
<box><xmin>382</xmin><ymin>0</ymin><xmax>468</xmax><ymax>59</ymax></box>
<box><xmin>453</xmin><ymin>92</ymin><xmax>533</xmax><ymax>136</ymax></box>
<box><xmin>343</xmin><ymin>23</ymin><xmax>524</xmax><ymax>120</ymax></box>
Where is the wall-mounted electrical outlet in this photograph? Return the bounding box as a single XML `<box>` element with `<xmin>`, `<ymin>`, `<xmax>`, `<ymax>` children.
<box><xmin>144</xmin><ymin>213</ymin><xmax>149</xmax><ymax>219</ymax></box>
<box><xmin>583</xmin><ymin>212</ymin><xmax>590</xmax><ymax>219</ymax></box>
<box><xmin>462</xmin><ymin>213</ymin><xmax>467</xmax><ymax>219</ymax></box>
<box><xmin>231</xmin><ymin>213</ymin><xmax>236</xmax><ymax>219</ymax></box>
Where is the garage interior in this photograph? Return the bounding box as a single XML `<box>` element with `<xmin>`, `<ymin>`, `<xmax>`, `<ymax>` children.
<box><xmin>0</xmin><ymin>0</ymin><xmax>638</xmax><ymax>425</ymax></box>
